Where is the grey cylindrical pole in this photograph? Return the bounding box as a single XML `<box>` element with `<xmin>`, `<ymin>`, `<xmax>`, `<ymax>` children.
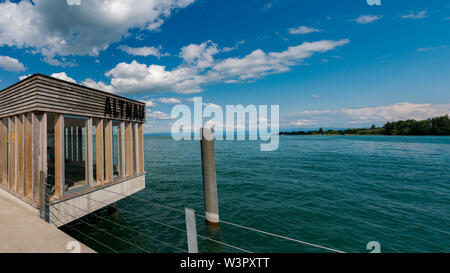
<box><xmin>200</xmin><ymin>127</ymin><xmax>219</xmax><ymax>225</ymax></box>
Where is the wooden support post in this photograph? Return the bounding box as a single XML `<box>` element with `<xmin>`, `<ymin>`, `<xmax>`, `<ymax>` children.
<box><xmin>96</xmin><ymin>119</ymin><xmax>104</xmax><ymax>185</ymax></box>
<box><xmin>24</xmin><ymin>113</ymin><xmax>33</xmax><ymax>200</ymax></box>
<box><xmin>16</xmin><ymin>115</ymin><xmax>25</xmax><ymax>194</ymax></box>
<box><xmin>185</xmin><ymin>208</ymin><xmax>199</xmax><ymax>253</ymax></box>
<box><xmin>9</xmin><ymin>116</ymin><xmax>15</xmax><ymax>191</ymax></box>
<box><xmin>40</xmin><ymin>114</ymin><xmax>47</xmax><ymax>177</ymax></box>
<box><xmin>133</xmin><ymin>123</ymin><xmax>138</xmax><ymax>174</ymax></box>
<box><xmin>120</xmin><ymin>122</ymin><xmax>125</xmax><ymax>178</ymax></box>
<box><xmin>32</xmin><ymin>112</ymin><xmax>43</xmax><ymax>202</ymax></box>
<box><xmin>200</xmin><ymin>127</ymin><xmax>219</xmax><ymax>225</ymax></box>
<box><xmin>54</xmin><ymin>114</ymin><xmax>63</xmax><ymax>198</ymax></box>
<box><xmin>138</xmin><ymin>123</ymin><xmax>144</xmax><ymax>173</ymax></box>
<box><xmin>87</xmin><ymin>118</ymin><xmax>93</xmax><ymax>186</ymax></box>
<box><xmin>125</xmin><ymin>122</ymin><xmax>131</xmax><ymax>177</ymax></box>
<box><xmin>104</xmin><ymin>120</ymin><xmax>113</xmax><ymax>183</ymax></box>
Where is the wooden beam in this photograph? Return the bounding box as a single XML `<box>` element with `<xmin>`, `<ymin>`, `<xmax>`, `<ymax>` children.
<box><xmin>32</xmin><ymin>112</ymin><xmax>42</xmax><ymax>202</ymax></box>
<box><xmin>40</xmin><ymin>113</ymin><xmax>47</xmax><ymax>177</ymax></box>
<box><xmin>133</xmin><ymin>123</ymin><xmax>139</xmax><ymax>175</ymax></box>
<box><xmin>54</xmin><ymin>114</ymin><xmax>63</xmax><ymax>198</ymax></box>
<box><xmin>125</xmin><ymin>122</ymin><xmax>131</xmax><ymax>177</ymax></box>
<box><xmin>88</xmin><ymin>118</ymin><xmax>93</xmax><ymax>186</ymax></box>
<box><xmin>95</xmin><ymin>119</ymin><xmax>104</xmax><ymax>185</ymax></box>
<box><xmin>104</xmin><ymin>119</ymin><xmax>112</xmax><ymax>183</ymax></box>
<box><xmin>120</xmin><ymin>122</ymin><xmax>125</xmax><ymax>178</ymax></box>
<box><xmin>25</xmin><ymin>113</ymin><xmax>33</xmax><ymax>200</ymax></box>
<box><xmin>16</xmin><ymin>115</ymin><xmax>24</xmax><ymax>195</ymax></box>
<box><xmin>9</xmin><ymin>117</ymin><xmax>16</xmax><ymax>191</ymax></box>
<box><xmin>138</xmin><ymin>123</ymin><xmax>144</xmax><ymax>173</ymax></box>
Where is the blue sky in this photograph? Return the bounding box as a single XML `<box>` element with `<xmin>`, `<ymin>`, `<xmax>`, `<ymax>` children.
<box><xmin>0</xmin><ymin>0</ymin><xmax>449</xmax><ymax>132</ymax></box>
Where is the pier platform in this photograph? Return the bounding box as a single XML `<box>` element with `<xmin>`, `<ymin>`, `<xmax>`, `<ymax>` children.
<box><xmin>0</xmin><ymin>194</ymin><xmax>94</xmax><ymax>253</ymax></box>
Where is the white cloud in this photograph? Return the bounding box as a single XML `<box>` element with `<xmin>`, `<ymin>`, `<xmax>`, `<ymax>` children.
<box><xmin>158</xmin><ymin>97</ymin><xmax>182</xmax><ymax>104</ymax></box>
<box><xmin>47</xmin><ymin>72</ymin><xmax>117</xmax><ymax>93</ymax></box>
<box><xmin>50</xmin><ymin>72</ymin><xmax>76</xmax><ymax>83</ymax></box>
<box><xmin>19</xmin><ymin>74</ymin><xmax>32</xmax><ymax>80</ymax></box>
<box><xmin>355</xmin><ymin>15</ymin><xmax>383</xmax><ymax>24</ymax></box>
<box><xmin>179</xmin><ymin>40</ymin><xmax>219</xmax><ymax>68</ymax></box>
<box><xmin>203</xmin><ymin>102</ymin><xmax>221</xmax><ymax>108</ymax></box>
<box><xmin>402</xmin><ymin>10</ymin><xmax>427</xmax><ymax>19</ymax></box>
<box><xmin>288</xmin><ymin>26</ymin><xmax>321</xmax><ymax>35</ymax></box>
<box><xmin>0</xmin><ymin>0</ymin><xmax>195</xmax><ymax>66</ymax></box>
<box><xmin>82</xmin><ymin>78</ymin><xmax>116</xmax><ymax>92</ymax></box>
<box><xmin>416</xmin><ymin>45</ymin><xmax>446</xmax><ymax>52</ymax></box>
<box><xmin>211</xmin><ymin>39</ymin><xmax>349</xmax><ymax>81</ymax></box>
<box><xmin>289</xmin><ymin>119</ymin><xmax>317</xmax><ymax>126</ymax></box>
<box><xmin>95</xmin><ymin>39</ymin><xmax>349</xmax><ymax>95</ymax></box>
<box><xmin>140</xmin><ymin>99</ymin><xmax>158</xmax><ymax>108</ymax></box>
<box><xmin>285</xmin><ymin>102</ymin><xmax>450</xmax><ymax>128</ymax></box>
<box><xmin>147</xmin><ymin>110</ymin><xmax>176</xmax><ymax>120</ymax></box>
<box><xmin>105</xmin><ymin>60</ymin><xmax>205</xmax><ymax>94</ymax></box>
<box><xmin>0</xmin><ymin>56</ymin><xmax>26</xmax><ymax>72</ymax></box>
<box><xmin>117</xmin><ymin>45</ymin><xmax>168</xmax><ymax>58</ymax></box>
<box><xmin>312</xmin><ymin>94</ymin><xmax>320</xmax><ymax>98</ymax></box>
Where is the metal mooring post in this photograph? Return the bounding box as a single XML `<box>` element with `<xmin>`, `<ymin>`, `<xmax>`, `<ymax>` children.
<box><xmin>200</xmin><ymin>127</ymin><xmax>219</xmax><ymax>226</ymax></box>
<box><xmin>39</xmin><ymin>171</ymin><xmax>49</xmax><ymax>222</ymax></box>
<box><xmin>185</xmin><ymin>208</ymin><xmax>199</xmax><ymax>253</ymax></box>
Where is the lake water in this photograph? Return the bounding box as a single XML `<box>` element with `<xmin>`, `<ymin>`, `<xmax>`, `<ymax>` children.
<box><xmin>62</xmin><ymin>135</ymin><xmax>450</xmax><ymax>253</ymax></box>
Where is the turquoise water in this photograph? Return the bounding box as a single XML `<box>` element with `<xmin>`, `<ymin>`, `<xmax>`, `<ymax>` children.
<box><xmin>62</xmin><ymin>135</ymin><xmax>450</xmax><ymax>253</ymax></box>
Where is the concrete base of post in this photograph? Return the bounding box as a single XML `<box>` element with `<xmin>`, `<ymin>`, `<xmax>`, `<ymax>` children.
<box><xmin>205</xmin><ymin>211</ymin><xmax>220</xmax><ymax>226</ymax></box>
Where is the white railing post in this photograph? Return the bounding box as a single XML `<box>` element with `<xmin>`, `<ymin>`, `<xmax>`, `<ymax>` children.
<box><xmin>185</xmin><ymin>207</ymin><xmax>198</xmax><ymax>253</ymax></box>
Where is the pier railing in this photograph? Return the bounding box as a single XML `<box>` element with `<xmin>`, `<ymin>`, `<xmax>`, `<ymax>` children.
<box><xmin>40</xmin><ymin>172</ymin><xmax>345</xmax><ymax>254</ymax></box>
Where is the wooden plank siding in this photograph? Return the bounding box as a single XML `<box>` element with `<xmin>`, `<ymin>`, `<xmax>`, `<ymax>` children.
<box><xmin>0</xmin><ymin>77</ymin><xmax>39</xmax><ymax>118</ymax></box>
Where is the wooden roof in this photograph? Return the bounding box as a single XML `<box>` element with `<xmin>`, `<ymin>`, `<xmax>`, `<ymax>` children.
<box><xmin>0</xmin><ymin>74</ymin><xmax>146</xmax><ymax>122</ymax></box>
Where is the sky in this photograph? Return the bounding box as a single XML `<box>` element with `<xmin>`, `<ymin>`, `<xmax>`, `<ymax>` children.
<box><xmin>0</xmin><ymin>0</ymin><xmax>449</xmax><ymax>133</ymax></box>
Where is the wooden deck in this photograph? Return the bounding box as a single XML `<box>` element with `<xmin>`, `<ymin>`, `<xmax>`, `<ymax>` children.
<box><xmin>0</xmin><ymin>194</ymin><xmax>95</xmax><ymax>253</ymax></box>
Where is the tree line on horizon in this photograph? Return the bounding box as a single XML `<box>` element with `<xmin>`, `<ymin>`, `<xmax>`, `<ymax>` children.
<box><xmin>280</xmin><ymin>115</ymin><xmax>450</xmax><ymax>136</ymax></box>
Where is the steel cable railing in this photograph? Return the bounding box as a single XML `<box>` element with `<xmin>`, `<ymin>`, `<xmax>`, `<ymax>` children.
<box><xmin>43</xmin><ymin>173</ymin><xmax>344</xmax><ymax>253</ymax></box>
<box><xmin>102</xmin><ymin>188</ymin><xmax>345</xmax><ymax>253</ymax></box>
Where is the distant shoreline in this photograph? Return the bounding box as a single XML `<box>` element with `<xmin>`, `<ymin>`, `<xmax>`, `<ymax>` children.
<box><xmin>280</xmin><ymin>115</ymin><xmax>450</xmax><ymax>136</ymax></box>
